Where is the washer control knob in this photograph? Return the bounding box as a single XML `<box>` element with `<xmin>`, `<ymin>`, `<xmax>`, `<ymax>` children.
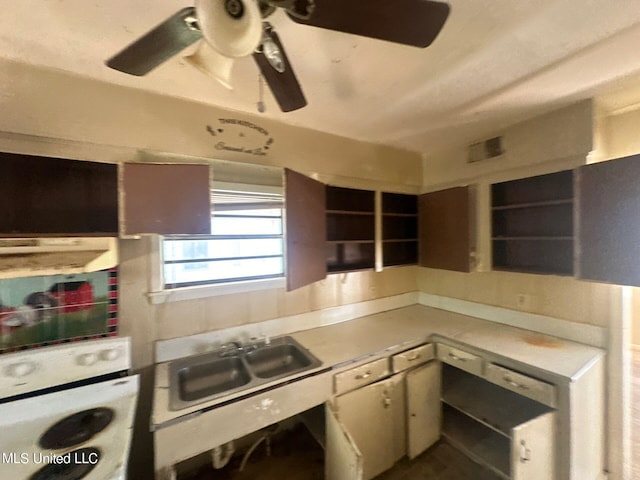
<box><xmin>100</xmin><ymin>348</ymin><xmax>121</xmax><ymax>362</ymax></box>
<box><xmin>77</xmin><ymin>353</ymin><xmax>98</xmax><ymax>366</ymax></box>
<box><xmin>6</xmin><ymin>362</ymin><xmax>36</xmax><ymax>378</ymax></box>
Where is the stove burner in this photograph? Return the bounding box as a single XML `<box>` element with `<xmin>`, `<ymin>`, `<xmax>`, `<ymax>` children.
<box><xmin>38</xmin><ymin>408</ymin><xmax>114</xmax><ymax>450</ymax></box>
<box><xmin>29</xmin><ymin>447</ymin><xmax>101</xmax><ymax>480</ymax></box>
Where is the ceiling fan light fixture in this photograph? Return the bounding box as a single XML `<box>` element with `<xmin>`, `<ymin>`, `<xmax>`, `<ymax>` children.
<box><xmin>262</xmin><ymin>36</ymin><xmax>285</xmax><ymax>73</ymax></box>
<box><xmin>195</xmin><ymin>0</ymin><xmax>262</xmax><ymax>58</ymax></box>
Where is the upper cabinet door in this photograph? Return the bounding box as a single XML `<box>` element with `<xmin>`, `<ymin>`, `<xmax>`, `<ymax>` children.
<box><xmin>284</xmin><ymin>168</ymin><xmax>327</xmax><ymax>291</ymax></box>
<box><xmin>577</xmin><ymin>155</ymin><xmax>640</xmax><ymax>286</ymax></box>
<box><xmin>121</xmin><ymin>163</ymin><xmax>211</xmax><ymax>236</ymax></box>
<box><xmin>0</xmin><ymin>152</ymin><xmax>118</xmax><ymax>236</ymax></box>
<box><xmin>418</xmin><ymin>186</ymin><xmax>474</xmax><ymax>272</ymax></box>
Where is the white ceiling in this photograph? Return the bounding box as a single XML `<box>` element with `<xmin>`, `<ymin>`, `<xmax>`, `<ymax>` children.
<box><xmin>2</xmin><ymin>0</ymin><xmax>640</xmax><ymax>154</ymax></box>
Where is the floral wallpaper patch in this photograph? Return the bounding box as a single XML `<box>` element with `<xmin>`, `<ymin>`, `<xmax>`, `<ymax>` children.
<box><xmin>0</xmin><ymin>268</ymin><xmax>117</xmax><ymax>353</ymax></box>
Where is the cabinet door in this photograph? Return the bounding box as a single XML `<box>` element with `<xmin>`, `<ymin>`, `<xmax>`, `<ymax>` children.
<box><xmin>419</xmin><ymin>186</ymin><xmax>474</xmax><ymax>272</ymax></box>
<box><xmin>0</xmin><ymin>152</ymin><xmax>118</xmax><ymax>236</ymax></box>
<box><xmin>121</xmin><ymin>163</ymin><xmax>211</xmax><ymax>236</ymax></box>
<box><xmin>577</xmin><ymin>154</ymin><xmax>640</xmax><ymax>286</ymax></box>
<box><xmin>326</xmin><ymin>402</ymin><xmax>363</xmax><ymax>480</ymax></box>
<box><xmin>406</xmin><ymin>361</ymin><xmax>441</xmax><ymax>459</ymax></box>
<box><xmin>284</xmin><ymin>168</ymin><xmax>327</xmax><ymax>290</ymax></box>
<box><xmin>511</xmin><ymin>411</ymin><xmax>555</xmax><ymax>480</ymax></box>
<box><xmin>334</xmin><ymin>378</ymin><xmax>398</xmax><ymax>480</ymax></box>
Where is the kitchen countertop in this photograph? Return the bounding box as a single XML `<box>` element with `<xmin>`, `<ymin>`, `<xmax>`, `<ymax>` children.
<box><xmin>152</xmin><ymin>304</ymin><xmax>604</xmax><ymax>428</ymax></box>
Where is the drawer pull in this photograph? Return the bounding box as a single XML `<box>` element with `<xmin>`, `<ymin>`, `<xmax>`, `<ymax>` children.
<box><xmin>355</xmin><ymin>371</ymin><xmax>372</xmax><ymax>380</ymax></box>
<box><xmin>406</xmin><ymin>353</ymin><xmax>421</xmax><ymax>361</ymax></box>
<box><xmin>448</xmin><ymin>352</ymin><xmax>467</xmax><ymax>362</ymax></box>
<box><xmin>519</xmin><ymin>440</ymin><xmax>531</xmax><ymax>463</ymax></box>
<box><xmin>504</xmin><ymin>375</ymin><xmax>530</xmax><ymax>390</ymax></box>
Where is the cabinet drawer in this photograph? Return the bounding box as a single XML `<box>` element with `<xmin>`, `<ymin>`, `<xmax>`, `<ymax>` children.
<box><xmin>391</xmin><ymin>344</ymin><xmax>434</xmax><ymax>373</ymax></box>
<box><xmin>436</xmin><ymin>343</ymin><xmax>483</xmax><ymax>376</ymax></box>
<box><xmin>486</xmin><ymin>363</ymin><xmax>556</xmax><ymax>407</ymax></box>
<box><xmin>334</xmin><ymin>357</ymin><xmax>389</xmax><ymax>395</ymax></box>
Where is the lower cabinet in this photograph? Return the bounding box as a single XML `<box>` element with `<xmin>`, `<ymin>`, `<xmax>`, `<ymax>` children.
<box><xmin>441</xmin><ymin>364</ymin><xmax>556</xmax><ymax>480</ymax></box>
<box><xmin>406</xmin><ymin>362</ymin><xmax>441</xmax><ymax>459</ymax></box>
<box><xmin>326</xmin><ymin>360</ymin><xmax>441</xmax><ymax>480</ymax></box>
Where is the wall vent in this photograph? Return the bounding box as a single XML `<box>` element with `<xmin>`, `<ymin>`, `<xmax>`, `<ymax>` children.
<box><xmin>468</xmin><ymin>136</ymin><xmax>504</xmax><ymax>163</ymax></box>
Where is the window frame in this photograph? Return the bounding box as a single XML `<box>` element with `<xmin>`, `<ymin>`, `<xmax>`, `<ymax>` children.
<box><xmin>147</xmin><ymin>182</ymin><xmax>286</xmax><ymax>304</ymax></box>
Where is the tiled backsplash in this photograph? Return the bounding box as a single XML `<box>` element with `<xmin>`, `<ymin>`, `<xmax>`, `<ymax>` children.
<box><xmin>0</xmin><ymin>268</ymin><xmax>117</xmax><ymax>353</ymax></box>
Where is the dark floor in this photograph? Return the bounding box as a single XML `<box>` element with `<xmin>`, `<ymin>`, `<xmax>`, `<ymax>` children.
<box><xmin>374</xmin><ymin>442</ymin><xmax>500</xmax><ymax>480</ymax></box>
<box><xmin>632</xmin><ymin>349</ymin><xmax>639</xmax><ymax>480</ymax></box>
<box><xmin>179</xmin><ymin>424</ymin><xmax>499</xmax><ymax>480</ymax></box>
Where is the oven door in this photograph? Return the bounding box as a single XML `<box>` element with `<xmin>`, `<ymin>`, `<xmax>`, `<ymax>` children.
<box><xmin>0</xmin><ymin>374</ymin><xmax>139</xmax><ymax>480</ymax></box>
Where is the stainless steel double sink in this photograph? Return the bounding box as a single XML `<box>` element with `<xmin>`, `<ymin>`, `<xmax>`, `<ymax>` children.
<box><xmin>168</xmin><ymin>336</ymin><xmax>322</xmax><ymax>411</ymax></box>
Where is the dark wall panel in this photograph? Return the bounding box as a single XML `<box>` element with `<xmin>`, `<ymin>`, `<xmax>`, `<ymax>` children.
<box><xmin>0</xmin><ymin>152</ymin><xmax>118</xmax><ymax>235</ymax></box>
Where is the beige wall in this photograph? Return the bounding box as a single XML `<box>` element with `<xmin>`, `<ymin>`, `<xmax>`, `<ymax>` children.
<box><xmin>418</xmin><ymin>100</ymin><xmax>624</xmax><ymax>327</ymax></box>
<box><xmin>0</xmin><ymin>59</ymin><xmax>422</xmax><ymax>369</ymax></box>
<box><xmin>0</xmin><ymin>58</ymin><xmax>420</xmax><ymax>188</ymax></box>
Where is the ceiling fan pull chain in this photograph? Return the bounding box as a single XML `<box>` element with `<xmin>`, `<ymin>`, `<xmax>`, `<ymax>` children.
<box><xmin>257</xmin><ymin>73</ymin><xmax>266</xmax><ymax>113</ymax></box>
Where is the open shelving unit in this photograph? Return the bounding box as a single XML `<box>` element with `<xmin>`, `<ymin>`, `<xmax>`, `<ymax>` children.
<box><xmin>326</xmin><ymin>186</ymin><xmax>376</xmax><ymax>273</ymax></box>
<box><xmin>441</xmin><ymin>364</ymin><xmax>555</xmax><ymax>480</ymax></box>
<box><xmin>382</xmin><ymin>192</ymin><xmax>418</xmax><ymax>266</ymax></box>
<box><xmin>491</xmin><ymin>170</ymin><xmax>574</xmax><ymax>275</ymax></box>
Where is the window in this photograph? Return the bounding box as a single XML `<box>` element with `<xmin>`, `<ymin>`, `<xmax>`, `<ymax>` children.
<box><xmin>162</xmin><ymin>186</ymin><xmax>284</xmax><ymax>288</ymax></box>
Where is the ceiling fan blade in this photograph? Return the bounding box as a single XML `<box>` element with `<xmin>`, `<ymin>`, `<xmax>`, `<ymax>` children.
<box><xmin>106</xmin><ymin>7</ymin><xmax>202</xmax><ymax>76</ymax></box>
<box><xmin>287</xmin><ymin>0</ymin><xmax>450</xmax><ymax>48</ymax></box>
<box><xmin>252</xmin><ymin>28</ymin><xmax>307</xmax><ymax>112</ymax></box>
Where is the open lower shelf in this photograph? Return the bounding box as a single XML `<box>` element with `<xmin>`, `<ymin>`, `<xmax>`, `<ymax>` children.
<box><xmin>442</xmin><ymin>404</ymin><xmax>510</xmax><ymax>480</ymax></box>
<box><xmin>299</xmin><ymin>405</ymin><xmax>326</xmax><ymax>450</ymax></box>
<box><xmin>442</xmin><ymin>364</ymin><xmax>552</xmax><ymax>438</ymax></box>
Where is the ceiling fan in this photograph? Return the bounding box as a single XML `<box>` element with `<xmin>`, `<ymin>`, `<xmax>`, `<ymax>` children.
<box><xmin>106</xmin><ymin>0</ymin><xmax>450</xmax><ymax>112</ymax></box>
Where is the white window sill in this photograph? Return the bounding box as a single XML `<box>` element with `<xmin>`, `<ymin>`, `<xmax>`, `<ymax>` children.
<box><xmin>147</xmin><ymin>277</ymin><xmax>286</xmax><ymax>304</ymax></box>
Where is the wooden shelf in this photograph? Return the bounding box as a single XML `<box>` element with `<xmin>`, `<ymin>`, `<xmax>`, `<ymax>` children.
<box><xmin>491</xmin><ymin>170</ymin><xmax>574</xmax><ymax>275</ymax></box>
<box><xmin>326</xmin><ymin>210</ymin><xmax>375</xmax><ymax>216</ymax></box>
<box><xmin>325</xmin><ymin>186</ymin><xmax>375</xmax><ymax>273</ymax></box>
<box><xmin>442</xmin><ymin>365</ymin><xmax>552</xmax><ymax>438</ymax></box>
<box><xmin>327</xmin><ymin>265</ymin><xmax>375</xmax><ymax>273</ymax></box>
<box><xmin>491</xmin><ymin>199</ymin><xmax>573</xmax><ymax>211</ymax></box>
<box><xmin>442</xmin><ymin>404</ymin><xmax>511</xmax><ymax>480</ymax></box>
<box><xmin>382</xmin><ymin>212</ymin><xmax>418</xmax><ymax>218</ymax></box>
<box><xmin>382</xmin><ymin>192</ymin><xmax>418</xmax><ymax>267</ymax></box>
<box><xmin>327</xmin><ymin>240</ymin><xmax>375</xmax><ymax>245</ymax></box>
<box><xmin>383</xmin><ymin>238</ymin><xmax>419</xmax><ymax>243</ymax></box>
<box><xmin>493</xmin><ymin>236</ymin><xmax>573</xmax><ymax>241</ymax></box>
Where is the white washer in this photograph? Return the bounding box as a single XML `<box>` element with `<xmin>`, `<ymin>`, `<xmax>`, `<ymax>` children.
<box><xmin>0</xmin><ymin>337</ymin><xmax>139</xmax><ymax>480</ymax></box>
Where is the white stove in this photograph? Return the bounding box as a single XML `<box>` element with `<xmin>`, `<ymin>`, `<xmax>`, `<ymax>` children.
<box><xmin>0</xmin><ymin>337</ymin><xmax>139</xmax><ymax>479</ymax></box>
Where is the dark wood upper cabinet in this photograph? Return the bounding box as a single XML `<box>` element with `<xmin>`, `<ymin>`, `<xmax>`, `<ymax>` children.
<box><xmin>491</xmin><ymin>171</ymin><xmax>574</xmax><ymax>276</ymax></box>
<box><xmin>382</xmin><ymin>192</ymin><xmax>418</xmax><ymax>267</ymax></box>
<box><xmin>284</xmin><ymin>169</ymin><xmax>327</xmax><ymax>291</ymax></box>
<box><xmin>419</xmin><ymin>186</ymin><xmax>474</xmax><ymax>272</ymax></box>
<box><xmin>121</xmin><ymin>163</ymin><xmax>211</xmax><ymax>236</ymax></box>
<box><xmin>326</xmin><ymin>186</ymin><xmax>376</xmax><ymax>273</ymax></box>
<box><xmin>577</xmin><ymin>154</ymin><xmax>640</xmax><ymax>287</ymax></box>
<box><xmin>0</xmin><ymin>152</ymin><xmax>118</xmax><ymax>236</ymax></box>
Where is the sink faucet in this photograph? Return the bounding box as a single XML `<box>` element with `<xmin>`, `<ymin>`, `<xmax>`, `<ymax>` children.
<box><xmin>244</xmin><ymin>335</ymin><xmax>271</xmax><ymax>353</ymax></box>
<box><xmin>218</xmin><ymin>341</ymin><xmax>243</xmax><ymax>357</ymax></box>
